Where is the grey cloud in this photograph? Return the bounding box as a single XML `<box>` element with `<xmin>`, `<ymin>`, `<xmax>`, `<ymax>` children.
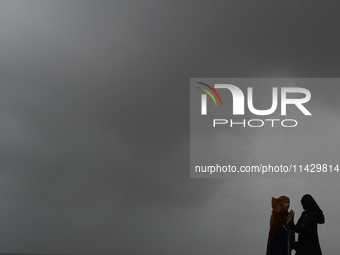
<box><xmin>0</xmin><ymin>1</ymin><xmax>339</xmax><ymax>254</ymax></box>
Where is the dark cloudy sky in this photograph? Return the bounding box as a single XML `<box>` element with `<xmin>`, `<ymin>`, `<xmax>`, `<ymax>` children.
<box><xmin>0</xmin><ymin>1</ymin><xmax>339</xmax><ymax>254</ymax></box>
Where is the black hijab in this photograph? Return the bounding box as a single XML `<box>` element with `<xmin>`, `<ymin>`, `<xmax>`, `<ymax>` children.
<box><xmin>301</xmin><ymin>194</ymin><xmax>325</xmax><ymax>224</ymax></box>
<box><xmin>301</xmin><ymin>194</ymin><xmax>322</xmax><ymax>213</ymax></box>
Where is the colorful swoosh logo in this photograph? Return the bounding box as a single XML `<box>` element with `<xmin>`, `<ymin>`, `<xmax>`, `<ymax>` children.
<box><xmin>196</xmin><ymin>82</ymin><xmax>222</xmax><ymax>106</ymax></box>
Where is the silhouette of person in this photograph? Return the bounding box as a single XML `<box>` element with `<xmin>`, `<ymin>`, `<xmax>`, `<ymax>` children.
<box><xmin>295</xmin><ymin>194</ymin><xmax>324</xmax><ymax>255</ymax></box>
<box><xmin>266</xmin><ymin>196</ymin><xmax>295</xmax><ymax>255</ymax></box>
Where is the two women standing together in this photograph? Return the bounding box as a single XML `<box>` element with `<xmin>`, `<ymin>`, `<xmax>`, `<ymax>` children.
<box><xmin>266</xmin><ymin>194</ymin><xmax>325</xmax><ymax>255</ymax></box>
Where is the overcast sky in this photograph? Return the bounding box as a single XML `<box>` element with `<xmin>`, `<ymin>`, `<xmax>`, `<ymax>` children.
<box><xmin>0</xmin><ymin>1</ymin><xmax>340</xmax><ymax>254</ymax></box>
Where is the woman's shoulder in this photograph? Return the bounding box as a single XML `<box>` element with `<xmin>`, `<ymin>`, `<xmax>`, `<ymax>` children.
<box><xmin>307</xmin><ymin>211</ymin><xmax>325</xmax><ymax>224</ymax></box>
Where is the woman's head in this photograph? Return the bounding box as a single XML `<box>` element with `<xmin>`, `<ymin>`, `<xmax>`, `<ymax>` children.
<box><xmin>272</xmin><ymin>196</ymin><xmax>290</xmax><ymax>212</ymax></box>
<box><xmin>301</xmin><ymin>194</ymin><xmax>321</xmax><ymax>212</ymax></box>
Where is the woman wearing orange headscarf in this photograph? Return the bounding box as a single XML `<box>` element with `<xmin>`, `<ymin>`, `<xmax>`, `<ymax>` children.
<box><xmin>266</xmin><ymin>196</ymin><xmax>295</xmax><ymax>255</ymax></box>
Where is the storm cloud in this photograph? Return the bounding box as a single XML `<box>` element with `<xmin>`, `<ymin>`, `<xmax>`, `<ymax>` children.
<box><xmin>0</xmin><ymin>1</ymin><xmax>339</xmax><ymax>254</ymax></box>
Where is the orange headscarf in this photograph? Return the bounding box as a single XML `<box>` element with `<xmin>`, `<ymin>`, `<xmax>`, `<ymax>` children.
<box><xmin>268</xmin><ymin>196</ymin><xmax>289</xmax><ymax>243</ymax></box>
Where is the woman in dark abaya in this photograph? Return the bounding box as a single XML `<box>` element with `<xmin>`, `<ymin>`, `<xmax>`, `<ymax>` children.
<box><xmin>295</xmin><ymin>194</ymin><xmax>325</xmax><ymax>255</ymax></box>
<box><xmin>266</xmin><ymin>196</ymin><xmax>295</xmax><ymax>255</ymax></box>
